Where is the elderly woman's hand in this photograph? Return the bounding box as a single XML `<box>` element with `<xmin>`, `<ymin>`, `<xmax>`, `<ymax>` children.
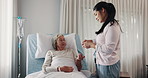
<box><xmin>58</xmin><ymin>66</ymin><xmax>74</xmax><ymax>72</ymax></box>
<box><xmin>75</xmin><ymin>54</ymin><xmax>85</xmax><ymax>71</ymax></box>
<box><xmin>77</xmin><ymin>53</ymin><xmax>85</xmax><ymax>61</ymax></box>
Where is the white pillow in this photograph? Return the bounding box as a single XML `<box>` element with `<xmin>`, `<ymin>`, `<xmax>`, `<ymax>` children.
<box><xmin>65</xmin><ymin>34</ymin><xmax>78</xmax><ymax>56</ymax></box>
<box><xmin>35</xmin><ymin>33</ymin><xmax>78</xmax><ymax>58</ymax></box>
<box><xmin>35</xmin><ymin>33</ymin><xmax>53</xmax><ymax>58</ymax></box>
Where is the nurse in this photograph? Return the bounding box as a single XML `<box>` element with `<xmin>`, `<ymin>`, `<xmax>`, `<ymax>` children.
<box><xmin>82</xmin><ymin>1</ymin><xmax>121</xmax><ymax>78</ymax></box>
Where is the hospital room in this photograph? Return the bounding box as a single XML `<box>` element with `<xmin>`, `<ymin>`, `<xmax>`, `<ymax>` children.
<box><xmin>0</xmin><ymin>0</ymin><xmax>148</xmax><ymax>78</ymax></box>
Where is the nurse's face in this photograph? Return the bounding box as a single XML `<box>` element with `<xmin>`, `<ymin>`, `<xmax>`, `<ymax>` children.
<box><xmin>93</xmin><ymin>8</ymin><xmax>108</xmax><ymax>23</ymax></box>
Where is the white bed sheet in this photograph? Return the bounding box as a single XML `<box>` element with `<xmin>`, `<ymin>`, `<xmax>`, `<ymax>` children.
<box><xmin>25</xmin><ymin>70</ymin><xmax>91</xmax><ymax>78</ymax></box>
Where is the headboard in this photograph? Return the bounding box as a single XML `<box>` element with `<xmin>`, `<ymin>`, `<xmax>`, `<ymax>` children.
<box><xmin>26</xmin><ymin>34</ymin><xmax>88</xmax><ymax>75</ymax></box>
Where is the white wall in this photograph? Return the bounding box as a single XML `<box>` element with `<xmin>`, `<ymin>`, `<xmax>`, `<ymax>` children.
<box><xmin>18</xmin><ymin>0</ymin><xmax>60</xmax><ymax>78</ymax></box>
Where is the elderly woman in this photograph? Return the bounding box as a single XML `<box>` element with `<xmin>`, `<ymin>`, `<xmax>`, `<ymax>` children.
<box><xmin>42</xmin><ymin>34</ymin><xmax>85</xmax><ymax>73</ymax></box>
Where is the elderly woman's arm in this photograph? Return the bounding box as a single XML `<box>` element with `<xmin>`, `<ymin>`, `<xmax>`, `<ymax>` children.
<box><xmin>42</xmin><ymin>51</ymin><xmax>58</xmax><ymax>73</ymax></box>
<box><xmin>75</xmin><ymin>54</ymin><xmax>85</xmax><ymax>71</ymax></box>
<box><xmin>75</xmin><ymin>59</ymin><xmax>82</xmax><ymax>71</ymax></box>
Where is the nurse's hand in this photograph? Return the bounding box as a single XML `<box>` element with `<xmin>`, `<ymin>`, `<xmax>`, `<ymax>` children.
<box><xmin>82</xmin><ymin>40</ymin><xmax>93</xmax><ymax>44</ymax></box>
<box><xmin>82</xmin><ymin>40</ymin><xmax>95</xmax><ymax>49</ymax></box>
<box><xmin>82</xmin><ymin>40</ymin><xmax>93</xmax><ymax>49</ymax></box>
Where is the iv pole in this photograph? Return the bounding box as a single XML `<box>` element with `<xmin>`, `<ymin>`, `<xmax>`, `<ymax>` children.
<box><xmin>17</xmin><ymin>17</ymin><xmax>25</xmax><ymax>78</ymax></box>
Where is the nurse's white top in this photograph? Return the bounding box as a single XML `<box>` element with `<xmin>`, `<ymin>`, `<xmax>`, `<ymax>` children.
<box><xmin>93</xmin><ymin>22</ymin><xmax>121</xmax><ymax>65</ymax></box>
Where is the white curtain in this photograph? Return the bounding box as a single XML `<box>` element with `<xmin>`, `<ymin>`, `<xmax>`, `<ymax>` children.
<box><xmin>60</xmin><ymin>0</ymin><xmax>78</xmax><ymax>33</ymax></box>
<box><xmin>60</xmin><ymin>0</ymin><xmax>98</xmax><ymax>72</ymax></box>
<box><xmin>115</xmin><ymin>0</ymin><xmax>146</xmax><ymax>78</ymax></box>
<box><xmin>60</xmin><ymin>0</ymin><xmax>148</xmax><ymax>78</ymax></box>
<box><xmin>0</xmin><ymin>0</ymin><xmax>14</xmax><ymax>78</ymax></box>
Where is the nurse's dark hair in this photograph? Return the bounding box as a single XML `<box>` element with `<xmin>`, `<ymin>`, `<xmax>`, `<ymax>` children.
<box><xmin>93</xmin><ymin>1</ymin><xmax>118</xmax><ymax>35</ymax></box>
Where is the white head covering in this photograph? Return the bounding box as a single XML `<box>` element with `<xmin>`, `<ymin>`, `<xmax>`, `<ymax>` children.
<box><xmin>52</xmin><ymin>34</ymin><xmax>64</xmax><ymax>50</ymax></box>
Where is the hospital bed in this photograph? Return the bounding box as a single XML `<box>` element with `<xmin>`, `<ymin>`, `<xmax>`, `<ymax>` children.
<box><xmin>25</xmin><ymin>33</ymin><xmax>91</xmax><ymax>78</ymax></box>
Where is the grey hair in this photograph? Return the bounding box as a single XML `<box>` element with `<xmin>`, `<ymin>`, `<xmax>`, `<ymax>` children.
<box><xmin>52</xmin><ymin>34</ymin><xmax>64</xmax><ymax>50</ymax></box>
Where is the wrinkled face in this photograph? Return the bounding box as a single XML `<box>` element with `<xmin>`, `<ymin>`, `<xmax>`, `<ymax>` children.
<box><xmin>56</xmin><ymin>36</ymin><xmax>66</xmax><ymax>49</ymax></box>
<box><xmin>93</xmin><ymin>8</ymin><xmax>107</xmax><ymax>23</ymax></box>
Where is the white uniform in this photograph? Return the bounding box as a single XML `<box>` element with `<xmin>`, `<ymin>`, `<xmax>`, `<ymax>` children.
<box><xmin>93</xmin><ymin>22</ymin><xmax>121</xmax><ymax>65</ymax></box>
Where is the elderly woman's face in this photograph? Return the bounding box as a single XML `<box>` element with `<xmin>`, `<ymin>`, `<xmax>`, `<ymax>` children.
<box><xmin>56</xmin><ymin>36</ymin><xmax>66</xmax><ymax>49</ymax></box>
